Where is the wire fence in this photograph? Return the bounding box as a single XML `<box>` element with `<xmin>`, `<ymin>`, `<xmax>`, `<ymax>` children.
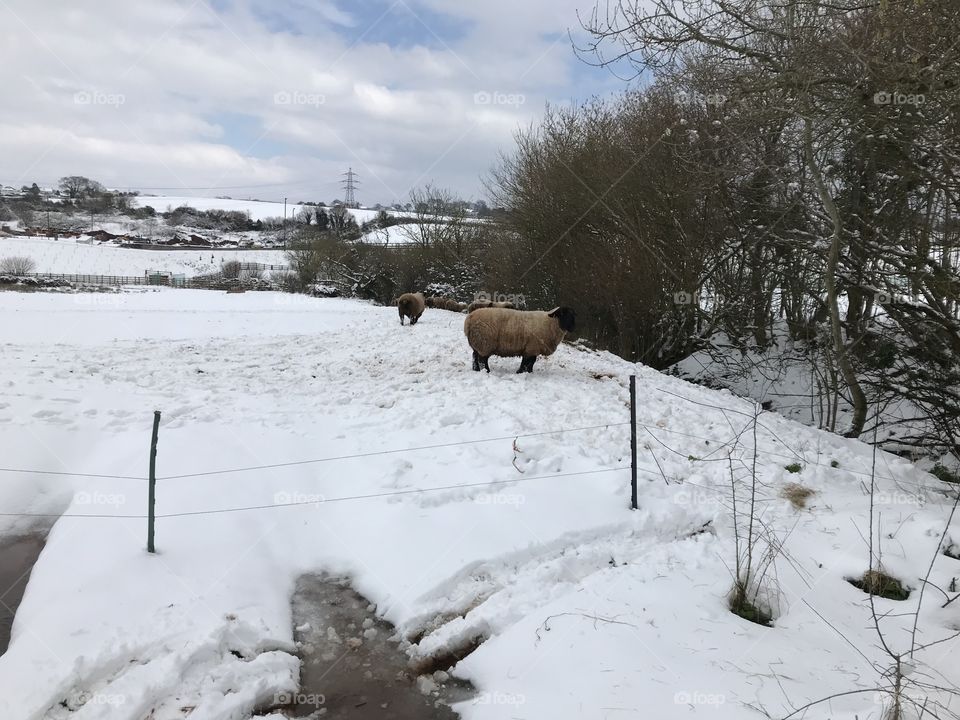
<box><xmin>9</xmin><ymin>273</ymin><xmax>153</xmax><ymax>287</ymax></box>
<box><xmin>0</xmin><ymin>379</ymin><xmax>952</xmax><ymax>535</ymax></box>
<box><xmin>0</xmin><ymin>422</ymin><xmax>635</xmax><ymax>525</ymax></box>
<box><xmin>4</xmin><ymin>270</ymin><xmax>288</xmax><ymax>289</ymax></box>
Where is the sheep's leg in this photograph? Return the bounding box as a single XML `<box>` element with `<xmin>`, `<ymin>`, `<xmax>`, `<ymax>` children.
<box><xmin>525</xmin><ymin>356</ymin><xmax>537</xmax><ymax>372</ymax></box>
<box><xmin>472</xmin><ymin>351</ymin><xmax>481</xmax><ymax>371</ymax></box>
<box><xmin>399</xmin><ymin>309</ymin><xmax>405</xmax><ymax>325</ymax></box>
<box><xmin>410</xmin><ymin>314</ymin><xmax>419</xmax><ymax>325</ymax></box>
<box><xmin>481</xmin><ymin>355</ymin><xmax>491</xmax><ymax>373</ymax></box>
<box><xmin>517</xmin><ymin>356</ymin><xmax>535</xmax><ymax>373</ymax></box>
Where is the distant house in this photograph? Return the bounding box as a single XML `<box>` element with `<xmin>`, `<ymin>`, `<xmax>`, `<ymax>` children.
<box><xmin>0</xmin><ymin>186</ymin><xmax>22</xmax><ymax>197</ymax></box>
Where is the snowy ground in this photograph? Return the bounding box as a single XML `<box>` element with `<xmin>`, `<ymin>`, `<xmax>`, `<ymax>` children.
<box><xmin>132</xmin><ymin>196</ymin><xmax>307</xmax><ymax>222</ymax></box>
<box><xmin>1</xmin><ymin>290</ymin><xmax>959</xmax><ymax>720</ymax></box>
<box><xmin>672</xmin><ymin>326</ymin><xmax>935</xmax><ymax>456</ymax></box>
<box><xmin>358</xmin><ymin>224</ymin><xmax>418</xmax><ymax>246</ymax></box>
<box><xmin>0</xmin><ymin>236</ymin><xmax>288</xmax><ymax>277</ymax></box>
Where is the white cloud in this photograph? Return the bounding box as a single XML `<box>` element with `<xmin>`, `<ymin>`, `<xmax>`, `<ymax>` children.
<box><xmin>0</xmin><ymin>0</ymin><xmax>615</xmax><ymax>202</ymax></box>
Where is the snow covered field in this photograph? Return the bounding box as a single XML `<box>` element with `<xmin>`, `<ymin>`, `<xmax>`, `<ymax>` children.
<box><xmin>133</xmin><ymin>195</ymin><xmax>386</xmax><ymax>225</ymax></box>
<box><xmin>1</xmin><ymin>290</ymin><xmax>959</xmax><ymax>719</ymax></box>
<box><xmin>0</xmin><ymin>236</ymin><xmax>288</xmax><ymax>277</ymax></box>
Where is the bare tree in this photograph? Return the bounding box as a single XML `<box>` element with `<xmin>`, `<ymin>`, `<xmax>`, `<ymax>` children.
<box><xmin>579</xmin><ymin>0</ymin><xmax>960</xmax><ymax>443</ymax></box>
<box><xmin>57</xmin><ymin>175</ymin><xmax>104</xmax><ymax>200</ymax></box>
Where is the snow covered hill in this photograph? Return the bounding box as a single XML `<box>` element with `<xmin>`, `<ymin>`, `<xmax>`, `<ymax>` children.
<box><xmin>132</xmin><ymin>195</ymin><xmax>387</xmax><ymax>224</ymax></box>
<box><xmin>0</xmin><ymin>236</ymin><xmax>289</xmax><ymax>277</ymax></box>
<box><xmin>0</xmin><ymin>289</ymin><xmax>958</xmax><ymax>720</ymax></box>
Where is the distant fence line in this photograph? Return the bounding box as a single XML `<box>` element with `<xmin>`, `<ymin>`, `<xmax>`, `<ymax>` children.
<box><xmin>8</xmin><ymin>272</ymin><xmax>286</xmax><ymax>288</ymax></box>
<box><xmin>14</xmin><ymin>273</ymin><xmax>151</xmax><ymax>287</ymax></box>
<box><xmin>117</xmin><ymin>242</ymin><xmax>286</xmax><ymax>253</ymax></box>
<box><xmin>222</xmin><ymin>262</ymin><xmax>288</xmax><ymax>271</ymax></box>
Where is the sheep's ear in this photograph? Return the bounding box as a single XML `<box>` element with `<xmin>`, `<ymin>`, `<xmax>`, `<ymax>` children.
<box><xmin>547</xmin><ymin>307</ymin><xmax>561</xmax><ymax>316</ymax></box>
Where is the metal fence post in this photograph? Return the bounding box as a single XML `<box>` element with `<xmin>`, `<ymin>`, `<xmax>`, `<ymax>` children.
<box><xmin>630</xmin><ymin>375</ymin><xmax>638</xmax><ymax>510</ymax></box>
<box><xmin>147</xmin><ymin>411</ymin><xmax>161</xmax><ymax>553</ymax></box>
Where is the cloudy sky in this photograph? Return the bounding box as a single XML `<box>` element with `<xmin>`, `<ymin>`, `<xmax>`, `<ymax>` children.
<box><xmin>0</xmin><ymin>0</ymin><xmax>624</xmax><ymax>204</ymax></box>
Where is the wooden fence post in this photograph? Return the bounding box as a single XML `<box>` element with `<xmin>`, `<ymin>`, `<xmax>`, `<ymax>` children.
<box><xmin>147</xmin><ymin>411</ymin><xmax>161</xmax><ymax>553</ymax></box>
<box><xmin>630</xmin><ymin>375</ymin><xmax>638</xmax><ymax>510</ymax></box>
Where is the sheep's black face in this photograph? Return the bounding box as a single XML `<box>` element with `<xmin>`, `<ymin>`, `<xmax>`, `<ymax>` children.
<box><xmin>549</xmin><ymin>306</ymin><xmax>576</xmax><ymax>332</ymax></box>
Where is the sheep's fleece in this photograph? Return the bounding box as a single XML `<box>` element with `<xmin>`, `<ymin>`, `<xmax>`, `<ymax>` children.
<box><xmin>464</xmin><ymin>306</ymin><xmax>575</xmax><ymax>358</ymax></box>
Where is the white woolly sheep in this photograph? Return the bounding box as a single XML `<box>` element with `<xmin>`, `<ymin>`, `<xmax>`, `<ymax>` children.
<box><xmin>396</xmin><ymin>292</ymin><xmax>426</xmax><ymax>325</ymax></box>
<box><xmin>465</xmin><ymin>299</ymin><xmax>515</xmax><ymax>313</ymax></box>
<box><xmin>463</xmin><ymin>306</ymin><xmax>576</xmax><ymax>373</ymax></box>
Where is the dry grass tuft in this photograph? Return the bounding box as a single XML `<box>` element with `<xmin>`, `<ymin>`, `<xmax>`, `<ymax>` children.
<box><xmin>781</xmin><ymin>482</ymin><xmax>815</xmax><ymax>510</ymax></box>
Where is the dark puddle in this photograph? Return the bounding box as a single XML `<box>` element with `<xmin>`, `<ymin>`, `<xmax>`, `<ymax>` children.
<box><xmin>0</xmin><ymin>532</ymin><xmax>46</xmax><ymax>654</ymax></box>
<box><xmin>277</xmin><ymin>574</ymin><xmax>474</xmax><ymax>719</ymax></box>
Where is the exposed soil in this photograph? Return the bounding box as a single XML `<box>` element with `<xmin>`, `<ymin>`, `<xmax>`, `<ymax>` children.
<box><xmin>279</xmin><ymin>574</ymin><xmax>474</xmax><ymax>719</ymax></box>
<box><xmin>0</xmin><ymin>533</ymin><xmax>46</xmax><ymax>654</ymax></box>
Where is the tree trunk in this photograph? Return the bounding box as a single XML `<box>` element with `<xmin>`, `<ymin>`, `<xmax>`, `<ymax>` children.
<box><xmin>804</xmin><ymin>118</ymin><xmax>868</xmax><ymax>437</ymax></box>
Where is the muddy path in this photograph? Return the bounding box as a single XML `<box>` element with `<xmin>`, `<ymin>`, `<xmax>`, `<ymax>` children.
<box><xmin>282</xmin><ymin>574</ymin><xmax>474</xmax><ymax>719</ymax></box>
<box><xmin>0</xmin><ymin>532</ymin><xmax>46</xmax><ymax>654</ymax></box>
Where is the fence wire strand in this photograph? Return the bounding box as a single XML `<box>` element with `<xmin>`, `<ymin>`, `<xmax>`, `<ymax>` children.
<box><xmin>0</xmin><ymin>465</ymin><xmax>630</xmax><ymax>520</ymax></box>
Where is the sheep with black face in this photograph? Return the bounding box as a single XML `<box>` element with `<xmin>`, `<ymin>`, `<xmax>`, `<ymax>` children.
<box><xmin>463</xmin><ymin>306</ymin><xmax>576</xmax><ymax>373</ymax></box>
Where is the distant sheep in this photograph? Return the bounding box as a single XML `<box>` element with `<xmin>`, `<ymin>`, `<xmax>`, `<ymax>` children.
<box><xmin>465</xmin><ymin>299</ymin><xmax>515</xmax><ymax>313</ymax></box>
<box><xmin>396</xmin><ymin>292</ymin><xmax>426</xmax><ymax>325</ymax></box>
<box><xmin>427</xmin><ymin>296</ymin><xmax>467</xmax><ymax>312</ymax></box>
<box><xmin>463</xmin><ymin>306</ymin><xmax>576</xmax><ymax>373</ymax></box>
<box><xmin>441</xmin><ymin>298</ymin><xmax>467</xmax><ymax>312</ymax></box>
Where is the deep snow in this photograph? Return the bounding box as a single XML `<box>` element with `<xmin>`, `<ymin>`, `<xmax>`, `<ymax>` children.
<box><xmin>1</xmin><ymin>289</ymin><xmax>958</xmax><ymax>720</ymax></box>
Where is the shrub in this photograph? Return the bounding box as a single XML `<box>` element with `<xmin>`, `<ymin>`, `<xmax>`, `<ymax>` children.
<box><xmin>931</xmin><ymin>463</ymin><xmax>960</xmax><ymax>484</ymax></box>
<box><xmin>728</xmin><ymin>585</ymin><xmax>773</xmax><ymax>627</ymax></box>
<box><xmin>270</xmin><ymin>270</ymin><xmax>300</xmax><ymax>292</ymax></box>
<box><xmin>222</xmin><ymin>260</ymin><xmax>242</xmax><ymax>279</ymax></box>
<box><xmin>0</xmin><ymin>256</ymin><xmax>37</xmax><ymax>275</ymax></box>
<box><xmin>848</xmin><ymin>569</ymin><xmax>910</xmax><ymax>601</ymax></box>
